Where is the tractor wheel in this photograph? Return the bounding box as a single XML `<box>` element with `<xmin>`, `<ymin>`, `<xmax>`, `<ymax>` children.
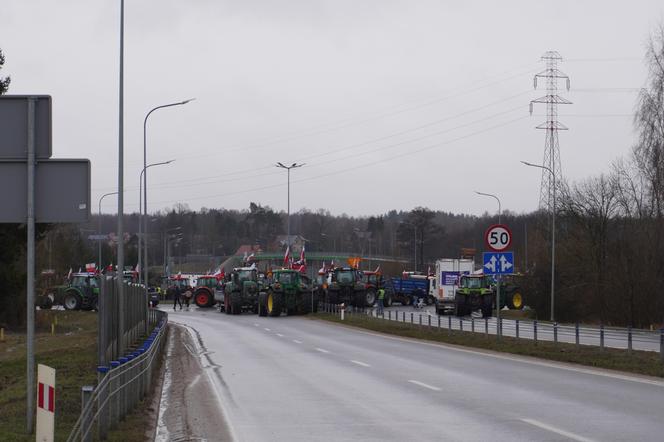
<box><xmin>454</xmin><ymin>295</ymin><xmax>466</xmax><ymax>317</ymax></box>
<box><xmin>194</xmin><ymin>289</ymin><xmax>211</xmax><ymax>308</ymax></box>
<box><xmin>425</xmin><ymin>295</ymin><xmax>435</xmax><ymax>306</ymax></box>
<box><xmin>267</xmin><ymin>291</ymin><xmax>283</xmax><ymax>317</ymax></box>
<box><xmin>230</xmin><ymin>293</ymin><xmax>242</xmax><ymax>315</ymax></box>
<box><xmin>63</xmin><ymin>291</ymin><xmax>82</xmax><ymax>311</ymax></box>
<box><xmin>365</xmin><ymin>290</ymin><xmax>377</xmax><ymax>307</ymax></box>
<box><xmin>258</xmin><ymin>293</ymin><xmax>268</xmax><ymax>317</ymax></box>
<box><xmin>481</xmin><ymin>294</ymin><xmax>493</xmax><ymax>318</ymax></box>
<box><xmin>402</xmin><ymin>296</ymin><xmax>411</xmax><ymax>306</ymax></box>
<box><xmin>224</xmin><ymin>294</ymin><xmax>232</xmax><ymax>315</ymax></box>
<box><xmin>38</xmin><ymin>296</ymin><xmax>53</xmax><ymax>310</ymax></box>
<box><xmin>508</xmin><ymin>291</ymin><xmax>524</xmax><ymax>310</ymax></box>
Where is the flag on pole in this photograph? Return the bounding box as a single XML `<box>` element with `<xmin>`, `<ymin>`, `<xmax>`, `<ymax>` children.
<box><xmin>283</xmin><ymin>245</ymin><xmax>290</xmax><ymax>266</ymax></box>
<box><xmin>299</xmin><ymin>244</ymin><xmax>306</xmax><ymax>265</ymax></box>
<box><xmin>67</xmin><ymin>268</ymin><xmax>72</xmax><ymax>280</ymax></box>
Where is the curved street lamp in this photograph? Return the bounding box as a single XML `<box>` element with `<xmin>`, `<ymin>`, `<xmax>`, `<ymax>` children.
<box><xmin>475</xmin><ymin>191</ymin><xmax>502</xmax><ymax>224</ymax></box>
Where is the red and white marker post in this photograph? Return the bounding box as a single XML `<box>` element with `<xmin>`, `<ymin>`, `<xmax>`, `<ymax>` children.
<box><xmin>36</xmin><ymin>364</ymin><xmax>55</xmax><ymax>442</ymax></box>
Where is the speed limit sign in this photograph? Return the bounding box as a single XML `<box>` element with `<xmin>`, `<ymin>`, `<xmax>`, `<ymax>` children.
<box><xmin>485</xmin><ymin>224</ymin><xmax>512</xmax><ymax>252</ymax></box>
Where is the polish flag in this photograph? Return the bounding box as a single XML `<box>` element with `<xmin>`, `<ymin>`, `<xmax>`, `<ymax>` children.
<box><xmin>85</xmin><ymin>263</ymin><xmax>96</xmax><ymax>273</ymax></box>
<box><xmin>299</xmin><ymin>244</ymin><xmax>306</xmax><ymax>265</ymax></box>
<box><xmin>38</xmin><ymin>382</ymin><xmax>55</xmax><ymax>412</ymax></box>
<box><xmin>283</xmin><ymin>245</ymin><xmax>290</xmax><ymax>266</ymax></box>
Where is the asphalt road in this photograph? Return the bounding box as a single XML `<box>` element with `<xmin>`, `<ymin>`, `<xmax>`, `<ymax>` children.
<box><xmin>165</xmin><ymin>306</ymin><xmax>664</xmax><ymax>442</ymax></box>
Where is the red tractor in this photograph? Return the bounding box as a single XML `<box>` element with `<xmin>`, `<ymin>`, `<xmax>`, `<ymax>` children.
<box><xmin>193</xmin><ymin>275</ymin><xmax>222</xmax><ymax>308</ymax></box>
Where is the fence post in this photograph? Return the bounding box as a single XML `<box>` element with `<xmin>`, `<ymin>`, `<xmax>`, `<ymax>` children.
<box><xmin>419</xmin><ymin>314</ymin><xmax>422</xmax><ymax>326</ymax></box>
<box><xmin>411</xmin><ymin>312</ymin><xmax>414</xmax><ymax>324</ymax></box>
<box><xmin>575</xmin><ymin>322</ymin><xmax>580</xmax><ymax>347</ymax></box>
<box><xmin>97</xmin><ymin>367</ymin><xmax>109</xmax><ymax>440</ymax></box>
<box><xmin>459</xmin><ymin>317</ymin><xmax>463</xmax><ymax>332</ymax></box>
<box><xmin>109</xmin><ymin>361</ymin><xmax>119</xmax><ymax>428</ymax></box>
<box><xmin>533</xmin><ymin>320</ymin><xmax>538</xmax><ymax>346</ymax></box>
<box><xmin>428</xmin><ymin>315</ymin><xmax>431</xmax><ymax>328</ymax></box>
<box><xmin>388</xmin><ymin>311</ymin><xmax>391</xmax><ymax>321</ymax></box>
<box><xmin>448</xmin><ymin>316</ymin><xmax>452</xmax><ymax>336</ymax></box>
<box><xmin>600</xmin><ymin>324</ymin><xmax>605</xmax><ymax>351</ymax></box>
<box><xmin>403</xmin><ymin>311</ymin><xmax>406</xmax><ymax>323</ymax></box>
<box><xmin>660</xmin><ymin>329</ymin><xmax>663</xmax><ymax>363</ymax></box>
<box><xmin>554</xmin><ymin>322</ymin><xmax>558</xmax><ymax>344</ymax></box>
<box><xmin>628</xmin><ymin>326</ymin><xmax>632</xmax><ymax>354</ymax></box>
<box><xmin>485</xmin><ymin>317</ymin><xmax>488</xmax><ymax>338</ymax></box>
<box><xmin>471</xmin><ymin>317</ymin><xmax>475</xmax><ymax>333</ymax></box>
<box><xmin>81</xmin><ymin>385</ymin><xmax>94</xmax><ymax>442</ymax></box>
<box><xmin>438</xmin><ymin>315</ymin><xmax>441</xmax><ymax>329</ymax></box>
<box><xmin>515</xmin><ymin>319</ymin><xmax>519</xmax><ymax>339</ymax></box>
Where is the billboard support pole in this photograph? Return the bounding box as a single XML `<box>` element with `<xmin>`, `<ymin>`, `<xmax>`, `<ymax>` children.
<box><xmin>26</xmin><ymin>96</ymin><xmax>36</xmax><ymax>433</ymax></box>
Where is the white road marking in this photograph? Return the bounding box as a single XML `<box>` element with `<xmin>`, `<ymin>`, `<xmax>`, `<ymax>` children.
<box><xmin>254</xmin><ymin>323</ymin><xmax>259</xmax><ymax>327</ymax></box>
<box><xmin>293</xmin><ymin>339</ymin><xmax>302</xmax><ymax>344</ymax></box>
<box><xmin>408</xmin><ymin>380</ymin><xmax>441</xmax><ymax>391</ymax></box>
<box><xmin>315</xmin><ymin>348</ymin><xmax>330</xmax><ymax>353</ymax></box>
<box><xmin>521</xmin><ymin>418</ymin><xmax>595</xmax><ymax>442</ymax></box>
<box><xmin>350</xmin><ymin>360</ymin><xmax>371</xmax><ymax>367</ymax></box>
<box><xmin>264</xmin><ymin>328</ymin><xmax>271</xmax><ymax>331</ymax></box>
<box><xmin>276</xmin><ymin>333</ymin><xmax>284</xmax><ymax>337</ymax></box>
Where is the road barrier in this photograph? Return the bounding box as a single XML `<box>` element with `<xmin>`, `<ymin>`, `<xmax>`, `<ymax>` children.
<box><xmin>320</xmin><ymin>303</ymin><xmax>663</xmax><ymax>358</ymax></box>
<box><xmin>67</xmin><ymin>278</ymin><xmax>168</xmax><ymax>441</ymax></box>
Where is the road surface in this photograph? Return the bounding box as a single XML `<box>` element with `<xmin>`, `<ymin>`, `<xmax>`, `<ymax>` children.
<box><xmin>163</xmin><ymin>306</ymin><xmax>664</xmax><ymax>441</ymax></box>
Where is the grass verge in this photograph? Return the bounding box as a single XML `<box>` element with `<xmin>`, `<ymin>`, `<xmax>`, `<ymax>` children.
<box><xmin>313</xmin><ymin>312</ymin><xmax>664</xmax><ymax>378</ymax></box>
<box><xmin>0</xmin><ymin>310</ymin><xmax>160</xmax><ymax>441</ymax></box>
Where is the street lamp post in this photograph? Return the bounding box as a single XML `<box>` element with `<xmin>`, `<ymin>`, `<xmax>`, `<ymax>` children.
<box><xmin>475</xmin><ymin>191</ymin><xmax>503</xmax><ymax>334</ymax></box>
<box><xmin>275</xmin><ymin>162</ymin><xmax>305</xmax><ymax>250</ymax></box>
<box><xmin>98</xmin><ymin>192</ymin><xmax>118</xmax><ymax>271</ymax></box>
<box><xmin>521</xmin><ymin>160</ymin><xmax>556</xmax><ymax>322</ymax></box>
<box><xmin>138</xmin><ymin>160</ymin><xmax>174</xmax><ymax>285</ymax></box>
<box><xmin>142</xmin><ymin>99</ymin><xmax>193</xmax><ymax>288</ymax></box>
<box><xmin>474</xmin><ymin>191</ymin><xmax>502</xmax><ymax>224</ymax></box>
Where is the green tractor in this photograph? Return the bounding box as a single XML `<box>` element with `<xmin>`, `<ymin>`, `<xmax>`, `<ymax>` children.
<box><xmin>259</xmin><ymin>269</ymin><xmax>318</xmax><ymax>317</ymax></box>
<box><xmin>454</xmin><ymin>274</ymin><xmax>494</xmax><ymax>317</ymax></box>
<box><xmin>224</xmin><ymin>267</ymin><xmax>261</xmax><ymax>315</ymax></box>
<box><xmin>498</xmin><ymin>275</ymin><xmax>525</xmax><ymax>310</ymax></box>
<box><xmin>326</xmin><ymin>267</ymin><xmax>366</xmax><ymax>307</ymax></box>
<box><xmin>62</xmin><ymin>272</ymin><xmax>100</xmax><ymax>311</ymax></box>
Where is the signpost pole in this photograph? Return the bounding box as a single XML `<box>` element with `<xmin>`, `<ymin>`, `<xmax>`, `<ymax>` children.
<box><xmin>496</xmin><ymin>274</ymin><xmax>501</xmax><ymax>339</ymax></box>
<box><xmin>26</xmin><ymin>97</ymin><xmax>36</xmax><ymax>433</ymax></box>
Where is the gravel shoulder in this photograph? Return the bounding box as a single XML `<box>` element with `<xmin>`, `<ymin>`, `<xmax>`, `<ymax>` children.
<box><xmin>155</xmin><ymin>324</ymin><xmax>232</xmax><ymax>442</ymax></box>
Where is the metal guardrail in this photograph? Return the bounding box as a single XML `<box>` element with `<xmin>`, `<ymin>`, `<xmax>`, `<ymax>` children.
<box><xmin>67</xmin><ymin>279</ymin><xmax>169</xmax><ymax>441</ymax></box>
<box><xmin>320</xmin><ymin>303</ymin><xmax>664</xmax><ymax>361</ymax></box>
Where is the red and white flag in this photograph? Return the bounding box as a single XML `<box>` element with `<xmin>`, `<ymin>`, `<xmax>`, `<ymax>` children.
<box><xmin>38</xmin><ymin>381</ymin><xmax>55</xmax><ymax>412</ymax></box>
<box><xmin>85</xmin><ymin>263</ymin><xmax>96</xmax><ymax>273</ymax></box>
<box><xmin>299</xmin><ymin>245</ymin><xmax>306</xmax><ymax>265</ymax></box>
<box><xmin>67</xmin><ymin>268</ymin><xmax>72</xmax><ymax>279</ymax></box>
<box><xmin>283</xmin><ymin>245</ymin><xmax>290</xmax><ymax>266</ymax></box>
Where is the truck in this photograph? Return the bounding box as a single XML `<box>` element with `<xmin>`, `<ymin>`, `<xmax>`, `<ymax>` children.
<box><xmin>326</xmin><ymin>267</ymin><xmax>366</xmax><ymax>307</ymax></box>
<box><xmin>454</xmin><ymin>274</ymin><xmax>494</xmax><ymax>317</ymax></box>
<box><xmin>386</xmin><ymin>272</ymin><xmax>434</xmax><ymax>306</ymax></box>
<box><xmin>432</xmin><ymin>258</ymin><xmax>475</xmax><ymax>315</ymax></box>
<box><xmin>258</xmin><ymin>269</ymin><xmax>318</xmax><ymax>316</ymax></box>
<box><xmin>224</xmin><ymin>267</ymin><xmax>261</xmax><ymax>314</ymax></box>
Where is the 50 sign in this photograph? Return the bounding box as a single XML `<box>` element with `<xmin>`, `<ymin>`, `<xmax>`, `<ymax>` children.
<box><xmin>484</xmin><ymin>224</ymin><xmax>512</xmax><ymax>252</ymax></box>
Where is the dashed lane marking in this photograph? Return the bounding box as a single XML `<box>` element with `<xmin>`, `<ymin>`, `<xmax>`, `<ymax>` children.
<box><xmin>408</xmin><ymin>380</ymin><xmax>441</xmax><ymax>391</ymax></box>
<box><xmin>315</xmin><ymin>348</ymin><xmax>330</xmax><ymax>354</ymax></box>
<box><xmin>276</xmin><ymin>333</ymin><xmax>284</xmax><ymax>337</ymax></box>
<box><xmin>350</xmin><ymin>360</ymin><xmax>371</xmax><ymax>367</ymax></box>
<box><xmin>293</xmin><ymin>340</ymin><xmax>303</xmax><ymax>344</ymax></box>
<box><xmin>264</xmin><ymin>328</ymin><xmax>271</xmax><ymax>331</ymax></box>
<box><xmin>521</xmin><ymin>418</ymin><xmax>595</xmax><ymax>442</ymax></box>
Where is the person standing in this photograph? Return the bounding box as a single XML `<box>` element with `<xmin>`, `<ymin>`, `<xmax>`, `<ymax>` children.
<box><xmin>172</xmin><ymin>284</ymin><xmax>182</xmax><ymax>310</ymax></box>
<box><xmin>377</xmin><ymin>288</ymin><xmax>385</xmax><ymax>316</ymax></box>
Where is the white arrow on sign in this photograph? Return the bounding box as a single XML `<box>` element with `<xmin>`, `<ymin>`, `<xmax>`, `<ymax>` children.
<box><xmin>484</xmin><ymin>255</ymin><xmax>497</xmax><ymax>273</ymax></box>
<box><xmin>499</xmin><ymin>255</ymin><xmax>513</xmax><ymax>272</ymax></box>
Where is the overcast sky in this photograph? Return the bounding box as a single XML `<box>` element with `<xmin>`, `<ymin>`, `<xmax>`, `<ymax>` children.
<box><xmin>2</xmin><ymin>1</ymin><xmax>663</xmax><ymax>217</ymax></box>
